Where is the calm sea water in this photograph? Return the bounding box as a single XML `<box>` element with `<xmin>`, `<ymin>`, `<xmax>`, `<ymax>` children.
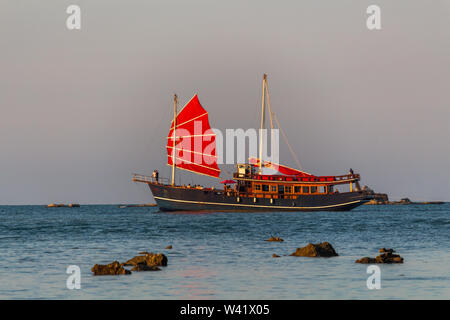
<box><xmin>0</xmin><ymin>204</ymin><xmax>449</xmax><ymax>299</ymax></box>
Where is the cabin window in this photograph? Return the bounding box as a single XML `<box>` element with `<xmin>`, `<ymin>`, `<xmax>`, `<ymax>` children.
<box><xmin>294</xmin><ymin>186</ymin><xmax>301</xmax><ymax>193</ymax></box>
<box><xmin>302</xmin><ymin>186</ymin><xmax>310</xmax><ymax>194</ymax></box>
<box><xmin>271</xmin><ymin>185</ymin><xmax>277</xmax><ymax>192</ymax></box>
<box><xmin>311</xmin><ymin>186</ymin><xmax>317</xmax><ymax>193</ymax></box>
<box><xmin>285</xmin><ymin>186</ymin><xmax>292</xmax><ymax>193</ymax></box>
<box><xmin>262</xmin><ymin>184</ymin><xmax>269</xmax><ymax>192</ymax></box>
<box><xmin>255</xmin><ymin>184</ymin><xmax>261</xmax><ymax>191</ymax></box>
<box><xmin>319</xmin><ymin>186</ymin><xmax>326</xmax><ymax>193</ymax></box>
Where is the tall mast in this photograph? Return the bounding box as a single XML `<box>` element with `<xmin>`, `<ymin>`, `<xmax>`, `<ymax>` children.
<box><xmin>259</xmin><ymin>74</ymin><xmax>267</xmax><ymax>174</ymax></box>
<box><xmin>171</xmin><ymin>94</ymin><xmax>178</xmax><ymax>186</ymax></box>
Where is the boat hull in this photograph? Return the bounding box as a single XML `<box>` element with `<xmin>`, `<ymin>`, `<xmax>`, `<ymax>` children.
<box><xmin>148</xmin><ymin>183</ymin><xmax>371</xmax><ymax>212</ymax></box>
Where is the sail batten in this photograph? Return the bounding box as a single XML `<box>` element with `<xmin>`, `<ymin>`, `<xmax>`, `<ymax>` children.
<box><xmin>166</xmin><ymin>94</ymin><xmax>220</xmax><ymax>178</ymax></box>
<box><xmin>167</xmin><ymin>146</ymin><xmax>217</xmax><ymax>158</ymax></box>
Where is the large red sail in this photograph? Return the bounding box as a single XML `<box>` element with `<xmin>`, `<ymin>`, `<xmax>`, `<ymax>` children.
<box><xmin>167</xmin><ymin>94</ymin><xmax>221</xmax><ymax>178</ymax></box>
<box><xmin>249</xmin><ymin>157</ymin><xmax>314</xmax><ymax>177</ymax></box>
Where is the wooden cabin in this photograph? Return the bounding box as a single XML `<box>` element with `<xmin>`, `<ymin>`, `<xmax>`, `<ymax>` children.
<box><xmin>232</xmin><ymin>164</ymin><xmax>360</xmax><ymax>200</ymax></box>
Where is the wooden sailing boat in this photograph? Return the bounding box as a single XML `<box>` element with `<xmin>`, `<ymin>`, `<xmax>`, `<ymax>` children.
<box><xmin>133</xmin><ymin>75</ymin><xmax>373</xmax><ymax>211</ymax></box>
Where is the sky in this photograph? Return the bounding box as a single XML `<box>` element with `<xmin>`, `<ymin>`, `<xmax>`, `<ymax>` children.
<box><xmin>1</xmin><ymin>0</ymin><xmax>449</xmax><ymax>204</ymax></box>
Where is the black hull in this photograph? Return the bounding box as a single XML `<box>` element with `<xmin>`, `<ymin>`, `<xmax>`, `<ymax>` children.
<box><xmin>148</xmin><ymin>183</ymin><xmax>371</xmax><ymax>212</ymax></box>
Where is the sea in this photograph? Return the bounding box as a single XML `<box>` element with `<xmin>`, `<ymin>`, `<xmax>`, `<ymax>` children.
<box><xmin>0</xmin><ymin>204</ymin><xmax>449</xmax><ymax>300</ymax></box>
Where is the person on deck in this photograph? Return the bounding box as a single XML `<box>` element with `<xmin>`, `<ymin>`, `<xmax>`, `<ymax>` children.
<box><xmin>152</xmin><ymin>170</ymin><xmax>159</xmax><ymax>183</ymax></box>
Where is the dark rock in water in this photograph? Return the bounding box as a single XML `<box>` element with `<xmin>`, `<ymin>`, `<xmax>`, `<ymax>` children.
<box><xmin>376</xmin><ymin>252</ymin><xmax>404</xmax><ymax>264</ymax></box>
<box><xmin>290</xmin><ymin>242</ymin><xmax>338</xmax><ymax>257</ymax></box>
<box><xmin>91</xmin><ymin>261</ymin><xmax>131</xmax><ymax>275</ymax></box>
<box><xmin>46</xmin><ymin>203</ymin><xmax>66</xmax><ymax>208</ymax></box>
<box><xmin>123</xmin><ymin>203</ymin><xmax>157</xmax><ymax>207</ymax></box>
<box><xmin>356</xmin><ymin>248</ymin><xmax>404</xmax><ymax>264</ymax></box>
<box><xmin>145</xmin><ymin>252</ymin><xmax>168</xmax><ymax>266</ymax></box>
<box><xmin>272</xmin><ymin>254</ymin><xmax>280</xmax><ymax>258</ymax></box>
<box><xmin>165</xmin><ymin>245</ymin><xmax>173</xmax><ymax>249</ymax></box>
<box><xmin>47</xmin><ymin>203</ymin><xmax>80</xmax><ymax>208</ymax></box>
<box><xmin>362</xmin><ymin>190</ymin><xmax>389</xmax><ymax>205</ymax></box>
<box><xmin>131</xmin><ymin>264</ymin><xmax>161</xmax><ymax>272</ymax></box>
<box><xmin>123</xmin><ymin>252</ymin><xmax>168</xmax><ymax>267</ymax></box>
<box><xmin>123</xmin><ymin>255</ymin><xmax>147</xmax><ymax>266</ymax></box>
<box><xmin>265</xmin><ymin>236</ymin><xmax>284</xmax><ymax>242</ymax></box>
<box><xmin>355</xmin><ymin>257</ymin><xmax>377</xmax><ymax>264</ymax></box>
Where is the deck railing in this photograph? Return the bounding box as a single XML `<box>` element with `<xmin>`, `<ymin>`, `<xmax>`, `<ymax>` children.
<box><xmin>132</xmin><ymin>173</ymin><xmax>169</xmax><ymax>185</ymax></box>
<box><xmin>233</xmin><ymin>173</ymin><xmax>360</xmax><ymax>183</ymax></box>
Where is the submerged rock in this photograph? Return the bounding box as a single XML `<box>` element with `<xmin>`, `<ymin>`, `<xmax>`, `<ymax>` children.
<box><xmin>356</xmin><ymin>248</ymin><xmax>404</xmax><ymax>264</ymax></box>
<box><xmin>290</xmin><ymin>242</ymin><xmax>339</xmax><ymax>257</ymax></box>
<box><xmin>265</xmin><ymin>237</ymin><xmax>284</xmax><ymax>242</ymax></box>
<box><xmin>123</xmin><ymin>252</ymin><xmax>168</xmax><ymax>267</ymax></box>
<box><xmin>165</xmin><ymin>245</ymin><xmax>173</xmax><ymax>249</ymax></box>
<box><xmin>91</xmin><ymin>261</ymin><xmax>131</xmax><ymax>275</ymax></box>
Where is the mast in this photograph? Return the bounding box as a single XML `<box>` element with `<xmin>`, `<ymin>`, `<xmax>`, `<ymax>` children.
<box><xmin>171</xmin><ymin>94</ymin><xmax>178</xmax><ymax>186</ymax></box>
<box><xmin>259</xmin><ymin>74</ymin><xmax>267</xmax><ymax>174</ymax></box>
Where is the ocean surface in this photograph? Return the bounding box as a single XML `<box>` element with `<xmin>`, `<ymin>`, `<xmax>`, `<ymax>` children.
<box><xmin>0</xmin><ymin>204</ymin><xmax>449</xmax><ymax>300</ymax></box>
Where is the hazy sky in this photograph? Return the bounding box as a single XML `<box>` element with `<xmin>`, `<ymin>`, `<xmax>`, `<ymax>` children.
<box><xmin>1</xmin><ymin>0</ymin><xmax>449</xmax><ymax>204</ymax></box>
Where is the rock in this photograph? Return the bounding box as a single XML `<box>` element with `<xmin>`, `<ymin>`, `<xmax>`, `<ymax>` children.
<box><xmin>145</xmin><ymin>252</ymin><xmax>168</xmax><ymax>266</ymax></box>
<box><xmin>363</xmin><ymin>192</ymin><xmax>389</xmax><ymax>205</ymax></box>
<box><xmin>124</xmin><ymin>204</ymin><xmax>157</xmax><ymax>207</ymax></box>
<box><xmin>131</xmin><ymin>264</ymin><xmax>161</xmax><ymax>272</ymax></box>
<box><xmin>355</xmin><ymin>257</ymin><xmax>377</xmax><ymax>264</ymax></box>
<box><xmin>265</xmin><ymin>236</ymin><xmax>284</xmax><ymax>242</ymax></box>
<box><xmin>272</xmin><ymin>254</ymin><xmax>280</xmax><ymax>258</ymax></box>
<box><xmin>356</xmin><ymin>248</ymin><xmax>404</xmax><ymax>264</ymax></box>
<box><xmin>47</xmin><ymin>203</ymin><xmax>80</xmax><ymax>208</ymax></box>
<box><xmin>123</xmin><ymin>252</ymin><xmax>168</xmax><ymax>267</ymax></box>
<box><xmin>290</xmin><ymin>242</ymin><xmax>338</xmax><ymax>257</ymax></box>
<box><xmin>91</xmin><ymin>261</ymin><xmax>131</xmax><ymax>275</ymax></box>
<box><xmin>376</xmin><ymin>252</ymin><xmax>404</xmax><ymax>264</ymax></box>
<box><xmin>47</xmin><ymin>203</ymin><xmax>65</xmax><ymax>208</ymax></box>
<box><xmin>379</xmin><ymin>248</ymin><xmax>395</xmax><ymax>254</ymax></box>
<box><xmin>123</xmin><ymin>255</ymin><xmax>147</xmax><ymax>266</ymax></box>
<box><xmin>165</xmin><ymin>245</ymin><xmax>173</xmax><ymax>249</ymax></box>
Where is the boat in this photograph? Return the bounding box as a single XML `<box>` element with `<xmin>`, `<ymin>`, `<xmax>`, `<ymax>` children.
<box><xmin>133</xmin><ymin>74</ymin><xmax>373</xmax><ymax>211</ymax></box>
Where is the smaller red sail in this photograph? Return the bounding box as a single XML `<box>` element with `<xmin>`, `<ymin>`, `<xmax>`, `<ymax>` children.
<box><xmin>167</xmin><ymin>94</ymin><xmax>220</xmax><ymax>178</ymax></box>
<box><xmin>249</xmin><ymin>157</ymin><xmax>314</xmax><ymax>177</ymax></box>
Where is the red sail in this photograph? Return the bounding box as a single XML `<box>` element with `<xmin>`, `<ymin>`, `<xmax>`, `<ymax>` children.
<box><xmin>249</xmin><ymin>157</ymin><xmax>314</xmax><ymax>177</ymax></box>
<box><xmin>167</xmin><ymin>94</ymin><xmax>221</xmax><ymax>178</ymax></box>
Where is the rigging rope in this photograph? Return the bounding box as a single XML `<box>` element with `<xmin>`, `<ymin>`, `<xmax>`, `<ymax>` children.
<box><xmin>273</xmin><ymin>113</ymin><xmax>304</xmax><ymax>172</ymax></box>
<box><xmin>263</xmin><ymin>76</ymin><xmax>304</xmax><ymax>172</ymax></box>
